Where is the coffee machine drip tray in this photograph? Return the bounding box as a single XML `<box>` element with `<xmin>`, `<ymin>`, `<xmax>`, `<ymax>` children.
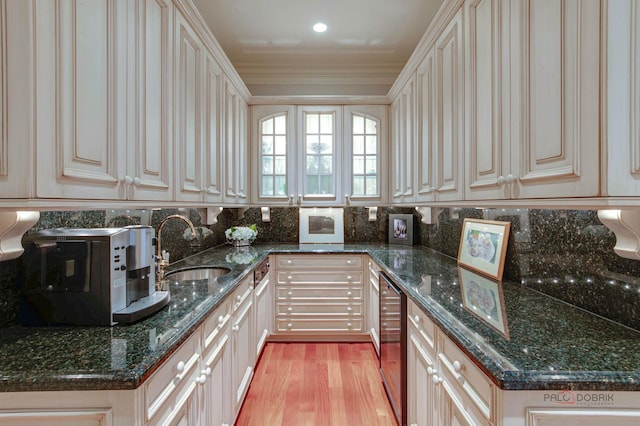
<box><xmin>112</xmin><ymin>291</ymin><xmax>170</xmax><ymax>324</ymax></box>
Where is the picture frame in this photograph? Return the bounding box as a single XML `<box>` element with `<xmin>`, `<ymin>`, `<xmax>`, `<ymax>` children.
<box><xmin>388</xmin><ymin>214</ymin><xmax>414</xmax><ymax>246</ymax></box>
<box><xmin>299</xmin><ymin>208</ymin><xmax>344</xmax><ymax>244</ymax></box>
<box><xmin>458</xmin><ymin>267</ymin><xmax>510</xmax><ymax>339</ymax></box>
<box><xmin>457</xmin><ymin>218</ymin><xmax>510</xmax><ymax>280</ymax></box>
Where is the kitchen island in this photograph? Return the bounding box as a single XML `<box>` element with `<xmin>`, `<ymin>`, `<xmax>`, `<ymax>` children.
<box><xmin>1</xmin><ymin>243</ymin><xmax>640</xmax><ymax>423</ymax></box>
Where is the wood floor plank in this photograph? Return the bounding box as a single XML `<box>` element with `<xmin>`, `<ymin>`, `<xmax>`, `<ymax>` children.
<box><xmin>235</xmin><ymin>342</ymin><xmax>396</xmax><ymax>426</ymax></box>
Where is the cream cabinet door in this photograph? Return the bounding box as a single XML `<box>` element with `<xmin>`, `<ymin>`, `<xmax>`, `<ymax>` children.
<box><xmin>127</xmin><ymin>0</ymin><xmax>173</xmax><ymax>201</ymax></box>
<box><xmin>223</xmin><ymin>79</ymin><xmax>249</xmax><ymax>204</ymax></box>
<box><xmin>407</xmin><ymin>328</ymin><xmax>437</xmax><ymax>426</ymax></box>
<box><xmin>464</xmin><ymin>0</ymin><xmax>509</xmax><ymax>201</ymax></box>
<box><xmin>174</xmin><ymin>8</ymin><xmax>204</xmax><ymax>203</ymax></box>
<box><xmin>203</xmin><ymin>51</ymin><xmax>223</xmax><ymax>203</ymax></box>
<box><xmin>35</xmin><ymin>0</ymin><xmax>126</xmax><ymax>200</ymax></box>
<box><xmin>254</xmin><ymin>268</ymin><xmax>273</xmax><ymax>358</ymax></box>
<box><xmin>604</xmin><ymin>0</ymin><xmax>640</xmax><ymax>196</ymax></box>
<box><xmin>509</xmin><ymin>0</ymin><xmax>599</xmax><ymax>199</ymax></box>
<box><xmin>416</xmin><ymin>49</ymin><xmax>436</xmax><ymax>203</ymax></box>
<box><xmin>391</xmin><ymin>74</ymin><xmax>417</xmax><ymax>204</ymax></box>
<box><xmin>434</xmin><ymin>6</ymin><xmax>465</xmax><ymax>202</ymax></box>
<box><xmin>230</xmin><ymin>279</ymin><xmax>255</xmax><ymax>420</ymax></box>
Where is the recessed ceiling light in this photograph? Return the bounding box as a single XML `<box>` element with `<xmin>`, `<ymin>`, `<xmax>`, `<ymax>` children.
<box><xmin>313</xmin><ymin>22</ymin><xmax>328</xmax><ymax>33</ymax></box>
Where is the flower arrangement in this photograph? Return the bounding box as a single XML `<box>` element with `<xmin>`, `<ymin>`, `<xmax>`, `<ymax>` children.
<box><xmin>225</xmin><ymin>224</ymin><xmax>258</xmax><ymax>246</ymax></box>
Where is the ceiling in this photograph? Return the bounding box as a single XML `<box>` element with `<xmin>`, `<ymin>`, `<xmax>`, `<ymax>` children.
<box><xmin>192</xmin><ymin>0</ymin><xmax>445</xmax><ymax>98</ymax></box>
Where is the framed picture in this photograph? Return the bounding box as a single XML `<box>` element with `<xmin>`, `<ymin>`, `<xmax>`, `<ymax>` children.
<box><xmin>299</xmin><ymin>208</ymin><xmax>344</xmax><ymax>244</ymax></box>
<box><xmin>388</xmin><ymin>214</ymin><xmax>414</xmax><ymax>245</ymax></box>
<box><xmin>458</xmin><ymin>267</ymin><xmax>509</xmax><ymax>339</ymax></box>
<box><xmin>458</xmin><ymin>218</ymin><xmax>510</xmax><ymax>280</ymax></box>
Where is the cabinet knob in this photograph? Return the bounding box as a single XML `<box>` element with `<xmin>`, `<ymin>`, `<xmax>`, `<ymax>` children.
<box><xmin>347</xmin><ymin>260</ymin><xmax>353</xmax><ymax>265</ymax></box>
<box><xmin>497</xmin><ymin>175</ymin><xmax>505</xmax><ymax>185</ymax></box>
<box><xmin>287</xmin><ymin>323</ymin><xmax>292</xmax><ymax>328</ymax></box>
<box><xmin>347</xmin><ymin>275</ymin><xmax>352</xmax><ymax>281</ymax></box>
<box><xmin>218</xmin><ymin>315</ymin><xmax>224</xmax><ymax>326</ymax></box>
<box><xmin>288</xmin><ymin>307</ymin><xmax>293</xmax><ymax>311</ymax></box>
<box><xmin>414</xmin><ymin>315</ymin><xmax>420</xmax><ymax>323</ymax></box>
<box><xmin>232</xmin><ymin>325</ymin><xmax>240</xmax><ymax>332</ymax></box>
<box><xmin>123</xmin><ymin>175</ymin><xmax>133</xmax><ymax>186</ymax></box>
<box><xmin>453</xmin><ymin>360</ymin><xmax>462</xmax><ymax>372</ymax></box>
<box><xmin>382</xmin><ymin>307</ymin><xmax>388</xmax><ymax>311</ymax></box>
<box><xmin>346</xmin><ymin>291</ymin><xmax>353</xmax><ymax>296</ymax></box>
<box><xmin>196</xmin><ymin>374</ymin><xmax>207</xmax><ymax>385</ymax></box>
<box><xmin>347</xmin><ymin>307</ymin><xmax>352</xmax><ymax>312</ymax></box>
<box><xmin>287</xmin><ymin>260</ymin><xmax>293</xmax><ymax>264</ymax></box>
<box><xmin>175</xmin><ymin>361</ymin><xmax>185</xmax><ymax>373</ymax></box>
<box><xmin>347</xmin><ymin>323</ymin><xmax>352</xmax><ymax>328</ymax></box>
<box><xmin>427</xmin><ymin>367</ymin><xmax>437</xmax><ymax>376</ymax></box>
<box><xmin>505</xmin><ymin>174</ymin><xmax>515</xmax><ymax>184</ymax></box>
<box><xmin>287</xmin><ymin>291</ymin><xmax>293</xmax><ymax>296</ymax></box>
<box><xmin>202</xmin><ymin>367</ymin><xmax>212</xmax><ymax>376</ymax></box>
<box><xmin>133</xmin><ymin>176</ymin><xmax>141</xmax><ymax>187</ymax></box>
<box><xmin>432</xmin><ymin>375</ymin><xmax>443</xmax><ymax>385</ymax></box>
<box><xmin>236</xmin><ymin>295</ymin><xmax>242</xmax><ymax>302</ymax></box>
<box><xmin>287</xmin><ymin>275</ymin><xmax>292</xmax><ymax>280</ymax></box>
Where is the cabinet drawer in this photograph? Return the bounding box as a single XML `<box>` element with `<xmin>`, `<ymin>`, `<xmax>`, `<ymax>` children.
<box><xmin>439</xmin><ymin>333</ymin><xmax>494</xmax><ymax>422</ymax></box>
<box><xmin>231</xmin><ymin>276</ymin><xmax>253</xmax><ymax>312</ymax></box>
<box><xmin>145</xmin><ymin>330</ymin><xmax>201</xmax><ymax>421</ymax></box>
<box><xmin>277</xmin><ymin>254</ymin><xmax>363</xmax><ymax>270</ymax></box>
<box><xmin>202</xmin><ymin>298</ymin><xmax>231</xmax><ymax>350</ymax></box>
<box><xmin>276</xmin><ymin>302</ymin><xmax>363</xmax><ymax>317</ymax></box>
<box><xmin>277</xmin><ymin>285</ymin><xmax>363</xmax><ymax>301</ymax></box>
<box><xmin>276</xmin><ymin>318</ymin><xmax>364</xmax><ymax>333</ymax></box>
<box><xmin>277</xmin><ymin>271</ymin><xmax>363</xmax><ymax>285</ymax></box>
<box><xmin>407</xmin><ymin>301</ymin><xmax>436</xmax><ymax>354</ymax></box>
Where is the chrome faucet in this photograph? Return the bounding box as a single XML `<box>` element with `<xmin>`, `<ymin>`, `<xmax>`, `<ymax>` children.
<box><xmin>156</xmin><ymin>214</ymin><xmax>196</xmax><ymax>287</ymax></box>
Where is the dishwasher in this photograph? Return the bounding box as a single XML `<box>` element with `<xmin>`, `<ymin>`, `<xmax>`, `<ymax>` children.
<box><xmin>379</xmin><ymin>272</ymin><xmax>407</xmax><ymax>426</ymax></box>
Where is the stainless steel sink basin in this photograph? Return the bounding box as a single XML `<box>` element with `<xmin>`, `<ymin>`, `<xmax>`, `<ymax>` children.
<box><xmin>165</xmin><ymin>267</ymin><xmax>231</xmax><ymax>282</ymax></box>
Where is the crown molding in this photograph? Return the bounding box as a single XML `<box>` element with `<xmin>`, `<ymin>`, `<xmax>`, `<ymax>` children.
<box><xmin>248</xmin><ymin>95</ymin><xmax>390</xmax><ymax>105</ymax></box>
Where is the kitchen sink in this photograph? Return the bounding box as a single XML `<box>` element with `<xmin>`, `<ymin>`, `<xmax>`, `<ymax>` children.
<box><xmin>165</xmin><ymin>267</ymin><xmax>231</xmax><ymax>282</ymax></box>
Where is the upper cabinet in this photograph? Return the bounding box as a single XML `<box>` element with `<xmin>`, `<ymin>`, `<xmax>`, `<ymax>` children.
<box><xmin>391</xmin><ymin>74</ymin><xmax>417</xmax><ymax>205</ymax></box>
<box><xmin>604</xmin><ymin>0</ymin><xmax>640</xmax><ymax>197</ymax></box>
<box><xmin>251</xmin><ymin>104</ymin><xmax>387</xmax><ymax>206</ymax></box>
<box><xmin>223</xmin><ymin>78</ymin><xmax>248</xmax><ymax>204</ymax></box>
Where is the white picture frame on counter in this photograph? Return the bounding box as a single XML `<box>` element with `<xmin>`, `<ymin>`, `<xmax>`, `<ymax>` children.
<box><xmin>458</xmin><ymin>218</ymin><xmax>510</xmax><ymax>280</ymax></box>
<box><xmin>299</xmin><ymin>208</ymin><xmax>344</xmax><ymax>244</ymax></box>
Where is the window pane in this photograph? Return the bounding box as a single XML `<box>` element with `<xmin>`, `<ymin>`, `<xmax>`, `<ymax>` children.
<box><xmin>319</xmin><ymin>175</ymin><xmax>333</xmax><ymax>194</ymax></box>
<box><xmin>353</xmin><ymin>135</ymin><xmax>364</xmax><ymax>155</ymax></box>
<box><xmin>306</xmin><ymin>113</ymin><xmax>319</xmax><ymax>133</ymax></box>
<box><xmin>353</xmin><ymin>157</ymin><xmax>364</xmax><ymax>174</ymax></box>
<box><xmin>262</xmin><ymin>118</ymin><xmax>273</xmax><ymax>134</ymax></box>
<box><xmin>320</xmin><ymin>135</ymin><xmax>333</xmax><ymax>153</ymax></box>
<box><xmin>353</xmin><ymin>115</ymin><xmax>364</xmax><ymax>134</ymax></box>
<box><xmin>365</xmin><ymin>118</ymin><xmax>377</xmax><ymax>134</ymax></box>
<box><xmin>274</xmin><ymin>136</ymin><xmax>286</xmax><ymax>155</ymax></box>
<box><xmin>306</xmin><ymin>176</ymin><xmax>318</xmax><ymax>194</ymax></box>
<box><xmin>274</xmin><ymin>176</ymin><xmax>286</xmax><ymax>196</ymax></box>
<box><xmin>262</xmin><ymin>136</ymin><xmax>273</xmax><ymax>154</ymax></box>
<box><xmin>366</xmin><ymin>176</ymin><xmax>377</xmax><ymax>195</ymax></box>
<box><xmin>366</xmin><ymin>156</ymin><xmax>377</xmax><ymax>174</ymax></box>
<box><xmin>306</xmin><ymin>135</ymin><xmax>320</xmax><ymax>153</ymax></box>
<box><xmin>320</xmin><ymin>155</ymin><xmax>332</xmax><ymax>174</ymax></box>
<box><xmin>274</xmin><ymin>157</ymin><xmax>286</xmax><ymax>174</ymax></box>
<box><xmin>274</xmin><ymin>115</ymin><xmax>286</xmax><ymax>134</ymax></box>
<box><xmin>306</xmin><ymin>155</ymin><xmax>319</xmax><ymax>173</ymax></box>
<box><xmin>320</xmin><ymin>114</ymin><xmax>333</xmax><ymax>133</ymax></box>
<box><xmin>262</xmin><ymin>156</ymin><xmax>273</xmax><ymax>174</ymax></box>
<box><xmin>353</xmin><ymin>176</ymin><xmax>364</xmax><ymax>196</ymax></box>
<box><xmin>262</xmin><ymin>176</ymin><xmax>273</xmax><ymax>196</ymax></box>
<box><xmin>366</xmin><ymin>135</ymin><xmax>377</xmax><ymax>154</ymax></box>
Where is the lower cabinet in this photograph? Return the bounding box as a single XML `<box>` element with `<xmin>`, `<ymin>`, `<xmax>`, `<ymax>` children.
<box><xmin>230</xmin><ymin>276</ymin><xmax>255</xmax><ymax>420</ymax></box>
<box><xmin>254</xmin><ymin>262</ymin><xmax>273</xmax><ymax>359</ymax></box>
<box><xmin>367</xmin><ymin>258</ymin><xmax>381</xmax><ymax>355</ymax></box>
<box><xmin>273</xmin><ymin>254</ymin><xmax>367</xmax><ymax>338</ymax></box>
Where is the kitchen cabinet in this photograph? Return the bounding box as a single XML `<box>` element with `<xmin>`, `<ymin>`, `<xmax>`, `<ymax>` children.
<box><xmin>273</xmin><ymin>254</ymin><xmax>366</xmax><ymax>337</ymax></box>
<box><xmin>367</xmin><ymin>258</ymin><xmax>381</xmax><ymax>355</ymax></box>
<box><xmin>391</xmin><ymin>73</ymin><xmax>417</xmax><ymax>205</ymax></box>
<box><xmin>433</xmin><ymin>5</ymin><xmax>465</xmax><ymax>202</ymax></box>
<box><xmin>200</xmin><ymin>297</ymin><xmax>232</xmax><ymax>426</ymax></box>
<box><xmin>604</xmin><ymin>0</ymin><xmax>640</xmax><ymax>197</ymax></box>
<box><xmin>230</xmin><ymin>276</ymin><xmax>255</xmax><ymax>420</ymax></box>
<box><xmin>223</xmin><ymin>79</ymin><xmax>248</xmax><ymax>205</ymax></box>
<box><xmin>254</xmin><ymin>259</ymin><xmax>273</xmax><ymax>358</ymax></box>
<box><xmin>416</xmin><ymin>48</ymin><xmax>436</xmax><ymax>203</ymax></box>
<box><xmin>467</xmin><ymin>0</ymin><xmax>599</xmax><ymax>200</ymax></box>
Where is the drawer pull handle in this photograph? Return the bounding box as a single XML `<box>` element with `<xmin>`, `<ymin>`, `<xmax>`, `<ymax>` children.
<box><xmin>175</xmin><ymin>361</ymin><xmax>185</xmax><ymax>373</ymax></box>
<box><xmin>432</xmin><ymin>375</ymin><xmax>443</xmax><ymax>385</ymax></box>
<box><xmin>202</xmin><ymin>367</ymin><xmax>212</xmax><ymax>376</ymax></box>
<box><xmin>196</xmin><ymin>374</ymin><xmax>207</xmax><ymax>385</ymax></box>
<box><xmin>453</xmin><ymin>360</ymin><xmax>462</xmax><ymax>372</ymax></box>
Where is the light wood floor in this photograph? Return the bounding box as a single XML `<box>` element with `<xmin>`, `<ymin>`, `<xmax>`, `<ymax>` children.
<box><xmin>235</xmin><ymin>342</ymin><xmax>397</xmax><ymax>426</ymax></box>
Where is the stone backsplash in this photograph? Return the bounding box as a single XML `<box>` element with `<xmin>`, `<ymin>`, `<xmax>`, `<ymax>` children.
<box><xmin>1</xmin><ymin>206</ymin><xmax>639</xmax><ymax>330</ymax></box>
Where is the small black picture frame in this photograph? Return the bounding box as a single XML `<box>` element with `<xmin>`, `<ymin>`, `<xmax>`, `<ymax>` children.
<box><xmin>388</xmin><ymin>214</ymin><xmax>414</xmax><ymax>246</ymax></box>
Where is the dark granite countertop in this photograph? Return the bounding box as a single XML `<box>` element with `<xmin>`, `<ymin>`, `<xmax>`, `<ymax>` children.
<box><xmin>1</xmin><ymin>243</ymin><xmax>639</xmax><ymax>392</ymax></box>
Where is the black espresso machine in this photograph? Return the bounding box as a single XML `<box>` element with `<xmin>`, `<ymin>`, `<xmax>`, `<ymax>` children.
<box><xmin>19</xmin><ymin>226</ymin><xmax>169</xmax><ymax>326</ymax></box>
